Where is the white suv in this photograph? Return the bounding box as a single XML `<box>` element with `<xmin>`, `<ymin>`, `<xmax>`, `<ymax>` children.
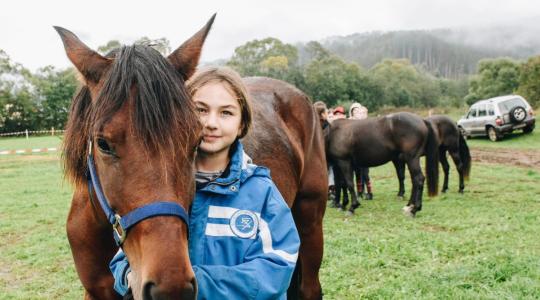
<box><xmin>458</xmin><ymin>95</ymin><xmax>535</xmax><ymax>142</ymax></box>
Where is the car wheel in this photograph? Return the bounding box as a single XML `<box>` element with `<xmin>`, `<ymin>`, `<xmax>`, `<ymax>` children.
<box><xmin>509</xmin><ymin>106</ymin><xmax>527</xmax><ymax>123</ymax></box>
<box><xmin>523</xmin><ymin>125</ymin><xmax>534</xmax><ymax>134</ymax></box>
<box><xmin>487</xmin><ymin>127</ymin><xmax>500</xmax><ymax>142</ymax></box>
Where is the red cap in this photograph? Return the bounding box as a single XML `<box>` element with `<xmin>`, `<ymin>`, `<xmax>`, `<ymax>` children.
<box><xmin>334</xmin><ymin>106</ymin><xmax>345</xmax><ymax>114</ymax></box>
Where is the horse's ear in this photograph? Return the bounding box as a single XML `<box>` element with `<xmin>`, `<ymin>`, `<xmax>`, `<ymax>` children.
<box><xmin>168</xmin><ymin>14</ymin><xmax>216</xmax><ymax>81</ymax></box>
<box><xmin>54</xmin><ymin>26</ymin><xmax>111</xmax><ymax>84</ymax></box>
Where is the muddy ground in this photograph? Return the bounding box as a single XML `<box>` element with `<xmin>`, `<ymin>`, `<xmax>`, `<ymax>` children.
<box><xmin>470</xmin><ymin>147</ymin><xmax>540</xmax><ymax>170</ymax></box>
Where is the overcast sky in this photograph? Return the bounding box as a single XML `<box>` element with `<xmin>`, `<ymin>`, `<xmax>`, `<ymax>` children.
<box><xmin>2</xmin><ymin>0</ymin><xmax>539</xmax><ymax>71</ymax></box>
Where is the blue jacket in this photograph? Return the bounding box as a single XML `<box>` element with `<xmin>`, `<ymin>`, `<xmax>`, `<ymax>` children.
<box><xmin>110</xmin><ymin>140</ymin><xmax>300</xmax><ymax>299</ymax></box>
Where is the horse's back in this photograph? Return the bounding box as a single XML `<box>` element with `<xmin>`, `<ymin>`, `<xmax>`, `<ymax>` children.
<box><xmin>426</xmin><ymin>115</ymin><xmax>459</xmax><ymax>148</ymax></box>
<box><xmin>241</xmin><ymin>77</ymin><xmax>327</xmax><ymax>206</ymax></box>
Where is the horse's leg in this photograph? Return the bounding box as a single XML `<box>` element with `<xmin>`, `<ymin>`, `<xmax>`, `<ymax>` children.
<box><xmin>363</xmin><ymin>168</ymin><xmax>373</xmax><ymax>200</ymax></box>
<box><xmin>341</xmin><ymin>184</ymin><xmax>349</xmax><ymax>211</ymax></box>
<box><xmin>403</xmin><ymin>157</ymin><xmax>424</xmax><ymax>217</ymax></box>
<box><xmin>334</xmin><ymin>168</ymin><xmax>342</xmax><ymax>209</ymax></box>
<box><xmin>337</xmin><ymin>160</ymin><xmax>359</xmax><ymax>214</ymax></box>
<box><xmin>392</xmin><ymin>159</ymin><xmax>406</xmax><ymax>200</ymax></box>
<box><xmin>354</xmin><ymin>168</ymin><xmax>363</xmax><ymax>198</ymax></box>
<box><xmin>448</xmin><ymin>148</ymin><xmax>465</xmax><ymax>193</ymax></box>
<box><xmin>67</xmin><ymin>188</ymin><xmax>121</xmax><ymax>300</ymax></box>
<box><xmin>292</xmin><ymin>198</ymin><xmax>324</xmax><ymax>300</ymax></box>
<box><xmin>439</xmin><ymin>148</ymin><xmax>450</xmax><ymax>193</ymax></box>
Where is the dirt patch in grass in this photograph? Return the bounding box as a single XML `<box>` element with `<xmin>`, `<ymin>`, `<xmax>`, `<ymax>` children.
<box><xmin>471</xmin><ymin>148</ymin><xmax>540</xmax><ymax>170</ymax></box>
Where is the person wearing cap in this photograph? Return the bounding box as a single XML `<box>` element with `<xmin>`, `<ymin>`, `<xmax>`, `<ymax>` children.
<box><xmin>333</xmin><ymin>106</ymin><xmax>346</xmax><ymax>120</ymax></box>
<box><xmin>348</xmin><ymin>102</ymin><xmax>373</xmax><ymax>200</ymax></box>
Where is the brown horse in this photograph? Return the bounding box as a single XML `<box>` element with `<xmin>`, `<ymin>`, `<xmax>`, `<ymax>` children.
<box><xmin>57</xmin><ymin>16</ymin><xmax>326</xmax><ymax>300</ymax></box>
<box><xmin>326</xmin><ymin>112</ymin><xmax>439</xmax><ymax>216</ymax></box>
<box><xmin>394</xmin><ymin>115</ymin><xmax>472</xmax><ymax>198</ymax></box>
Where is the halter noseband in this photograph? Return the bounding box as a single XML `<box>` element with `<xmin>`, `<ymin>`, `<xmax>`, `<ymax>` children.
<box><xmin>86</xmin><ymin>141</ymin><xmax>189</xmax><ymax>246</ymax></box>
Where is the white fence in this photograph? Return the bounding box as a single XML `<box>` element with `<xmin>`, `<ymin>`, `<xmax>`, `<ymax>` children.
<box><xmin>0</xmin><ymin>128</ymin><xmax>65</xmax><ymax>138</ymax></box>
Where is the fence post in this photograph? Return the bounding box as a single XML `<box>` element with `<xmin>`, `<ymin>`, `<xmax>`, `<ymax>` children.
<box><xmin>25</xmin><ymin>129</ymin><xmax>29</xmax><ymax>140</ymax></box>
<box><xmin>52</xmin><ymin>127</ymin><xmax>55</xmax><ymax>136</ymax></box>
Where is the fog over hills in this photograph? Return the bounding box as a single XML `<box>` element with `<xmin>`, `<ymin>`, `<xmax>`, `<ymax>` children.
<box><xmin>306</xmin><ymin>17</ymin><xmax>540</xmax><ymax>78</ymax></box>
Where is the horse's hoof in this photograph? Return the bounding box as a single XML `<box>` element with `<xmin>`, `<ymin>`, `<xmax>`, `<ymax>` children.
<box><xmin>345</xmin><ymin>211</ymin><xmax>354</xmax><ymax>217</ymax></box>
<box><xmin>402</xmin><ymin>206</ymin><xmax>415</xmax><ymax>217</ymax></box>
<box><xmin>441</xmin><ymin>189</ymin><xmax>448</xmax><ymax>193</ymax></box>
<box><xmin>366</xmin><ymin>193</ymin><xmax>373</xmax><ymax>200</ymax></box>
<box><xmin>458</xmin><ymin>189</ymin><xmax>464</xmax><ymax>194</ymax></box>
<box><xmin>396</xmin><ymin>195</ymin><xmax>405</xmax><ymax>201</ymax></box>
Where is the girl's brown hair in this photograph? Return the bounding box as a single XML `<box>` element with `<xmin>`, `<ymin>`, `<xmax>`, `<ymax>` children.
<box><xmin>187</xmin><ymin>66</ymin><xmax>252</xmax><ymax>138</ymax></box>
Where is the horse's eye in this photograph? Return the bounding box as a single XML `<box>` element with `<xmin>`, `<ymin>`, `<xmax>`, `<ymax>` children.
<box><xmin>97</xmin><ymin>138</ymin><xmax>112</xmax><ymax>153</ymax></box>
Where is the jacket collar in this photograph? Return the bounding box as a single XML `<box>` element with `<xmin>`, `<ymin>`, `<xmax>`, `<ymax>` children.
<box><xmin>198</xmin><ymin>140</ymin><xmax>269</xmax><ymax>195</ymax></box>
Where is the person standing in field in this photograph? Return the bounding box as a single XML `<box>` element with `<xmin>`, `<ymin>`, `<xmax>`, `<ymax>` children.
<box><xmin>349</xmin><ymin>102</ymin><xmax>373</xmax><ymax>200</ymax></box>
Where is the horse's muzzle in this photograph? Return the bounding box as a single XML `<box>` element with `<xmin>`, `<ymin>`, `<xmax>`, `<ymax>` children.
<box><xmin>142</xmin><ymin>277</ymin><xmax>197</xmax><ymax>300</ymax></box>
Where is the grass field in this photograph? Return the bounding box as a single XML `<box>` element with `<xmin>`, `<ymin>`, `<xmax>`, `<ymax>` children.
<box><xmin>1</xmin><ymin>138</ymin><xmax>539</xmax><ymax>299</ymax></box>
<box><xmin>0</xmin><ymin>136</ymin><xmax>63</xmax><ymax>152</ymax></box>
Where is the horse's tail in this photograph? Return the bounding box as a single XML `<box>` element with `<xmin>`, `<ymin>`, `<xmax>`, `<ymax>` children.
<box><xmin>424</xmin><ymin>120</ymin><xmax>439</xmax><ymax>197</ymax></box>
<box><xmin>458</xmin><ymin>130</ymin><xmax>472</xmax><ymax>180</ymax></box>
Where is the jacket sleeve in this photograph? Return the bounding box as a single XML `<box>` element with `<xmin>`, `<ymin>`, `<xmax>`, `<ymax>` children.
<box><xmin>109</xmin><ymin>249</ymin><xmax>131</xmax><ymax>296</ymax></box>
<box><xmin>194</xmin><ymin>182</ymin><xmax>301</xmax><ymax>300</ymax></box>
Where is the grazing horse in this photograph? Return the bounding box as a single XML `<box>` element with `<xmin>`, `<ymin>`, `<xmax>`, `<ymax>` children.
<box><xmin>58</xmin><ymin>16</ymin><xmax>326</xmax><ymax>300</ymax></box>
<box><xmin>394</xmin><ymin>115</ymin><xmax>471</xmax><ymax>199</ymax></box>
<box><xmin>326</xmin><ymin>112</ymin><xmax>439</xmax><ymax>216</ymax></box>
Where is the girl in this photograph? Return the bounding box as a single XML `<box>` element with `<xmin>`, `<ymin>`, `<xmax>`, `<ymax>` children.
<box><xmin>110</xmin><ymin>67</ymin><xmax>300</xmax><ymax>299</ymax></box>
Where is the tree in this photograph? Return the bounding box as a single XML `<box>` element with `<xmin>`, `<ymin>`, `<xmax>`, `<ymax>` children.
<box><xmin>516</xmin><ymin>55</ymin><xmax>540</xmax><ymax>108</ymax></box>
<box><xmin>98</xmin><ymin>37</ymin><xmax>171</xmax><ymax>56</ymax></box>
<box><xmin>370</xmin><ymin>59</ymin><xmax>441</xmax><ymax>108</ymax></box>
<box><xmin>464</xmin><ymin>58</ymin><xmax>521</xmax><ymax>104</ymax></box>
<box><xmin>304</xmin><ymin>55</ymin><xmax>383</xmax><ymax>108</ymax></box>
<box><xmin>227</xmin><ymin>37</ymin><xmax>298</xmax><ymax>77</ymax></box>
<box><xmin>134</xmin><ymin>37</ymin><xmax>171</xmax><ymax>55</ymax></box>
<box><xmin>97</xmin><ymin>40</ymin><xmax>122</xmax><ymax>55</ymax></box>
<box><xmin>30</xmin><ymin>66</ymin><xmax>78</xmax><ymax>130</ymax></box>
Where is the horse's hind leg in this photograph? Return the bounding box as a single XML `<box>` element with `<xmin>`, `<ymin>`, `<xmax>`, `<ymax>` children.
<box><xmin>337</xmin><ymin>160</ymin><xmax>359</xmax><ymax>214</ymax></box>
<box><xmin>439</xmin><ymin>148</ymin><xmax>450</xmax><ymax>193</ymax></box>
<box><xmin>68</xmin><ymin>189</ymin><xmax>121</xmax><ymax>300</ymax></box>
<box><xmin>404</xmin><ymin>157</ymin><xmax>424</xmax><ymax>216</ymax></box>
<box><xmin>292</xmin><ymin>194</ymin><xmax>326</xmax><ymax>299</ymax></box>
<box><xmin>448</xmin><ymin>148</ymin><xmax>465</xmax><ymax>193</ymax></box>
<box><xmin>392</xmin><ymin>159</ymin><xmax>406</xmax><ymax>200</ymax></box>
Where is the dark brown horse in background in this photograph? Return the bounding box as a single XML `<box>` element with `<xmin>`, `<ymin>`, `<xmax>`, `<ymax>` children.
<box><xmin>393</xmin><ymin>115</ymin><xmax>471</xmax><ymax>198</ymax></box>
<box><xmin>327</xmin><ymin>112</ymin><xmax>439</xmax><ymax>216</ymax></box>
<box><xmin>57</xmin><ymin>16</ymin><xmax>326</xmax><ymax>300</ymax></box>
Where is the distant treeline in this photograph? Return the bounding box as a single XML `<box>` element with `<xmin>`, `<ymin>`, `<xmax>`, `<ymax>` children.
<box><xmin>1</xmin><ymin>33</ymin><xmax>539</xmax><ymax>133</ymax></box>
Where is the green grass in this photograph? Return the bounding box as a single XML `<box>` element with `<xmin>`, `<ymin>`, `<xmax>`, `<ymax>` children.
<box><xmin>321</xmin><ymin>163</ymin><xmax>540</xmax><ymax>299</ymax></box>
<box><xmin>1</xmin><ymin>151</ymin><xmax>539</xmax><ymax>299</ymax></box>
<box><xmin>0</xmin><ymin>153</ymin><xmax>81</xmax><ymax>299</ymax></box>
<box><xmin>0</xmin><ymin>136</ymin><xmax>63</xmax><ymax>152</ymax></box>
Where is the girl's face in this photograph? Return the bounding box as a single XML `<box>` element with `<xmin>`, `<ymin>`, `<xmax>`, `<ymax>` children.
<box><xmin>193</xmin><ymin>81</ymin><xmax>242</xmax><ymax>156</ymax></box>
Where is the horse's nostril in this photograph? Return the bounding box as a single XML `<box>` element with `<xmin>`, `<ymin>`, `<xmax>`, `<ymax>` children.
<box><xmin>142</xmin><ymin>280</ymin><xmax>196</xmax><ymax>300</ymax></box>
<box><xmin>143</xmin><ymin>281</ymin><xmax>156</xmax><ymax>300</ymax></box>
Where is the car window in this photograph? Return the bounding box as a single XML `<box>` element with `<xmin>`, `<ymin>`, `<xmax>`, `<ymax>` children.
<box><xmin>487</xmin><ymin>104</ymin><xmax>495</xmax><ymax>116</ymax></box>
<box><xmin>467</xmin><ymin>108</ymin><xmax>477</xmax><ymax>118</ymax></box>
<box><xmin>498</xmin><ymin>98</ymin><xmax>526</xmax><ymax>113</ymax></box>
<box><xmin>478</xmin><ymin>104</ymin><xmax>487</xmax><ymax>117</ymax></box>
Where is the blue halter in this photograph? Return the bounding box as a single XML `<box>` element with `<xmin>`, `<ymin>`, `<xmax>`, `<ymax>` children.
<box><xmin>86</xmin><ymin>141</ymin><xmax>189</xmax><ymax>246</ymax></box>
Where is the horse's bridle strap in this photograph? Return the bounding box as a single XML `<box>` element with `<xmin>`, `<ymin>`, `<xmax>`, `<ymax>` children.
<box><xmin>86</xmin><ymin>151</ymin><xmax>189</xmax><ymax>246</ymax></box>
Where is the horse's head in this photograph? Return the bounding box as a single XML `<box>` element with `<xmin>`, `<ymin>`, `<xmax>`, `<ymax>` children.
<box><xmin>58</xmin><ymin>15</ymin><xmax>215</xmax><ymax>299</ymax></box>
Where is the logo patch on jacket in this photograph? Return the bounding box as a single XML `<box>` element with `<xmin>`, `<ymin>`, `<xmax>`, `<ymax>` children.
<box><xmin>230</xmin><ymin>210</ymin><xmax>259</xmax><ymax>238</ymax></box>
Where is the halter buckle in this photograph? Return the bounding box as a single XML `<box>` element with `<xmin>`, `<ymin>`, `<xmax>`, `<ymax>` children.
<box><xmin>113</xmin><ymin>214</ymin><xmax>127</xmax><ymax>245</ymax></box>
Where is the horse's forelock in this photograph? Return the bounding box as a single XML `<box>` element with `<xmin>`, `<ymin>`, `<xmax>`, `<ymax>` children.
<box><xmin>63</xmin><ymin>45</ymin><xmax>200</xmax><ymax>186</ymax></box>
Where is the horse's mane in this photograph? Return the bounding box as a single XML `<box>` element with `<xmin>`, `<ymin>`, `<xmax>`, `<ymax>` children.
<box><xmin>63</xmin><ymin>45</ymin><xmax>200</xmax><ymax>186</ymax></box>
